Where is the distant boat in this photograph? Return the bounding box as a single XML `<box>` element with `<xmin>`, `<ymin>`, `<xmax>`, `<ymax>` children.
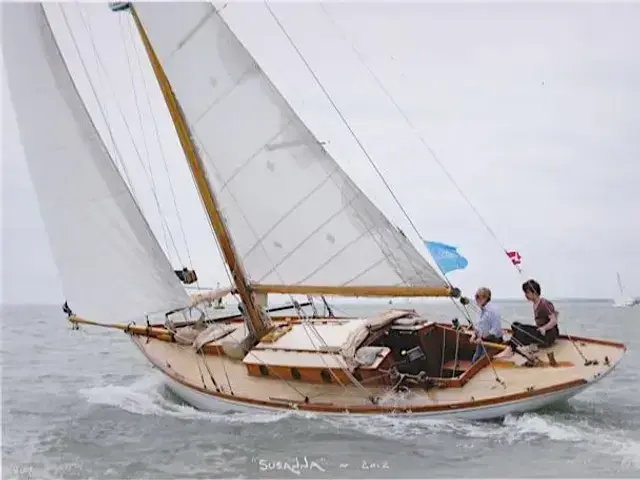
<box><xmin>613</xmin><ymin>272</ymin><xmax>639</xmax><ymax>308</ymax></box>
<box><xmin>213</xmin><ymin>283</ymin><xmax>225</xmax><ymax>310</ymax></box>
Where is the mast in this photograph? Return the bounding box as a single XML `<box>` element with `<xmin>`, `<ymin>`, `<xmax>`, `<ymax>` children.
<box><xmin>617</xmin><ymin>272</ymin><xmax>624</xmax><ymax>296</ymax></box>
<box><xmin>109</xmin><ymin>2</ymin><xmax>272</xmax><ymax>339</ymax></box>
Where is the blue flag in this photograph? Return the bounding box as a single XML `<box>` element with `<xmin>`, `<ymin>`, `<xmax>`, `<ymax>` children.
<box><xmin>424</xmin><ymin>240</ymin><xmax>468</xmax><ymax>274</ymax></box>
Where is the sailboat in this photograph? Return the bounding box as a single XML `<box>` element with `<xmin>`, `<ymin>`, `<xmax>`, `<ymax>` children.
<box><xmin>3</xmin><ymin>2</ymin><xmax>626</xmax><ymax>420</ymax></box>
<box><xmin>213</xmin><ymin>283</ymin><xmax>225</xmax><ymax>310</ymax></box>
<box><xmin>613</xmin><ymin>273</ymin><xmax>639</xmax><ymax>308</ymax></box>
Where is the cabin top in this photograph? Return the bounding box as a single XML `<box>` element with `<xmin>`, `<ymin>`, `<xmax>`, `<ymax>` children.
<box><xmin>254</xmin><ymin>319</ymin><xmax>366</xmax><ymax>353</ymax></box>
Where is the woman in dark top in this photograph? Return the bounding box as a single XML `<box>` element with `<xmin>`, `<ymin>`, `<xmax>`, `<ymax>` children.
<box><xmin>494</xmin><ymin>279</ymin><xmax>559</xmax><ymax>359</ymax></box>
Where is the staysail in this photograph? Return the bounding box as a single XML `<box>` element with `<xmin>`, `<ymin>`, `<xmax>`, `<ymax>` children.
<box><xmin>134</xmin><ymin>2</ymin><xmax>448</xmax><ymax>292</ymax></box>
<box><xmin>2</xmin><ymin>3</ymin><xmax>190</xmax><ymax>322</ymax></box>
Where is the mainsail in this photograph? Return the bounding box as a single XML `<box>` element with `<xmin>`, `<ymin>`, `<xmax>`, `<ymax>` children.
<box><xmin>2</xmin><ymin>3</ymin><xmax>190</xmax><ymax>322</ymax></box>
<box><xmin>617</xmin><ymin>272</ymin><xmax>625</xmax><ymax>296</ymax></box>
<box><xmin>134</xmin><ymin>2</ymin><xmax>448</xmax><ymax>291</ymax></box>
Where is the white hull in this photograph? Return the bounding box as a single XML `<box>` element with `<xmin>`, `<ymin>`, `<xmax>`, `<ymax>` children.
<box><xmin>152</xmin><ymin>353</ymin><xmax>620</xmax><ymax>421</ymax></box>
<box><xmin>161</xmin><ymin>373</ymin><xmax>589</xmax><ymax>420</ymax></box>
<box><xmin>613</xmin><ymin>298</ymin><xmax>639</xmax><ymax>308</ymax></box>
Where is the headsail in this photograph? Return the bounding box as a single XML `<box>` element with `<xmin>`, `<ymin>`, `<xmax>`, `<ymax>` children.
<box><xmin>134</xmin><ymin>2</ymin><xmax>448</xmax><ymax>293</ymax></box>
<box><xmin>2</xmin><ymin>3</ymin><xmax>190</xmax><ymax>322</ymax></box>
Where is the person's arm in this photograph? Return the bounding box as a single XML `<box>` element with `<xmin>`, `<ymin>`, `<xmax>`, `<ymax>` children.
<box><xmin>543</xmin><ymin>311</ymin><xmax>558</xmax><ymax>331</ymax></box>
<box><xmin>539</xmin><ymin>301</ymin><xmax>558</xmax><ymax>332</ymax></box>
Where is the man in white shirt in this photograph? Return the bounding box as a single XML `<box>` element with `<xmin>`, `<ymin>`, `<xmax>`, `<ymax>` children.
<box><xmin>470</xmin><ymin>287</ymin><xmax>504</xmax><ymax>363</ymax></box>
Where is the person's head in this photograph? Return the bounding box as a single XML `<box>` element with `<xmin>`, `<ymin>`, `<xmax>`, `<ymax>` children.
<box><xmin>475</xmin><ymin>287</ymin><xmax>492</xmax><ymax>307</ymax></box>
<box><xmin>522</xmin><ymin>279</ymin><xmax>541</xmax><ymax>302</ymax></box>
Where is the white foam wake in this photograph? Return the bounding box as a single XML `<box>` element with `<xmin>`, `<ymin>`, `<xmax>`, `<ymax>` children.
<box><xmin>78</xmin><ymin>374</ymin><xmax>292</xmax><ymax>425</ymax></box>
<box><xmin>320</xmin><ymin>410</ymin><xmax>640</xmax><ymax>469</ymax></box>
<box><xmin>78</xmin><ymin>374</ymin><xmax>640</xmax><ymax>469</ymax></box>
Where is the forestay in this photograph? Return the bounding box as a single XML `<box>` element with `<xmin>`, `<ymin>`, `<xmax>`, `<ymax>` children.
<box><xmin>2</xmin><ymin>3</ymin><xmax>190</xmax><ymax>322</ymax></box>
<box><xmin>134</xmin><ymin>2</ymin><xmax>447</xmax><ymax>289</ymax></box>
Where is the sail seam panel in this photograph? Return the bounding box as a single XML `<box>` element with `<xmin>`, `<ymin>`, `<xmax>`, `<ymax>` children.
<box><xmin>192</xmin><ymin>64</ymin><xmax>258</xmax><ymax>125</ymax></box>
<box><xmin>241</xmin><ymin>164</ymin><xmax>339</xmax><ymax>261</ymax></box>
<box><xmin>218</xmin><ymin>122</ymin><xmax>295</xmax><ymax>193</ymax></box>
<box><xmin>253</xmin><ymin>180</ymin><xmax>361</xmax><ymax>283</ymax></box>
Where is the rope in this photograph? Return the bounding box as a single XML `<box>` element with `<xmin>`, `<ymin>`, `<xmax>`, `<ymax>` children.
<box><xmin>219</xmin><ymin>349</ymin><xmax>235</xmax><ymax>395</ymax></box>
<box><xmin>476</xmin><ymin>336</ymin><xmax>505</xmax><ymax>385</ymax></box>
<box><xmin>194</xmin><ymin>353</ymin><xmax>208</xmax><ymax>390</ymax></box>
<box><xmin>197</xmin><ymin>347</ymin><xmax>221</xmax><ymax>392</ymax></box>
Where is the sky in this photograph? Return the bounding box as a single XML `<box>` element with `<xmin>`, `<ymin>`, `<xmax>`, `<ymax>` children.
<box><xmin>2</xmin><ymin>0</ymin><xmax>640</xmax><ymax>305</ymax></box>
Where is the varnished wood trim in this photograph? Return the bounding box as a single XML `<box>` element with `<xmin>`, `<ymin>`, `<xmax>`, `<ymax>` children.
<box><xmin>560</xmin><ymin>335</ymin><xmax>626</xmax><ymax>349</ymax></box>
<box><xmin>246</xmin><ymin>363</ymin><xmax>356</xmax><ymax>385</ymax></box>
<box><xmin>251</xmin><ymin>284</ymin><xmax>455</xmax><ymax>298</ymax></box>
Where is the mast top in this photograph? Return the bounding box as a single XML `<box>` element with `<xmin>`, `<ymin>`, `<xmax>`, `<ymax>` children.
<box><xmin>108</xmin><ymin>2</ymin><xmax>131</xmax><ymax>12</ymax></box>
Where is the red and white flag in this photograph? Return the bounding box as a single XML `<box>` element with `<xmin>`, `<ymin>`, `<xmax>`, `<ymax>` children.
<box><xmin>507</xmin><ymin>250</ymin><xmax>522</xmax><ymax>266</ymax></box>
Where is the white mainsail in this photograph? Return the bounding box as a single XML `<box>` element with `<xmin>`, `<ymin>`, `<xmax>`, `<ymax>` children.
<box><xmin>134</xmin><ymin>2</ymin><xmax>447</xmax><ymax>289</ymax></box>
<box><xmin>2</xmin><ymin>3</ymin><xmax>190</xmax><ymax>322</ymax></box>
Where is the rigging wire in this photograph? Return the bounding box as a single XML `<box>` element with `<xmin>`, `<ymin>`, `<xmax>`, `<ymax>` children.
<box><xmin>310</xmin><ymin>4</ymin><xmax>556</xmax><ymax>338</ymax></box>
<box><xmin>56</xmin><ymin>5</ymin><xmax>135</xmax><ymax>198</ymax></box>
<box><xmin>125</xmin><ymin>17</ymin><xmax>197</xmax><ymax>275</ymax></box>
<box><xmin>61</xmin><ymin>5</ymin><xmax>211</xmax><ymax>303</ymax></box>
<box><xmin>318</xmin><ymin>4</ymin><xmax>518</xmax><ymax>266</ymax></box>
<box><xmin>261</xmin><ymin>2</ymin><xmax>477</xmax><ymax>329</ymax></box>
<box><xmin>70</xmin><ymin>4</ymin><xmax>182</xmax><ymax>268</ymax></box>
<box><xmin>318</xmin><ymin>4</ymin><xmax>525</xmax><ymax>279</ymax></box>
<box><xmin>261</xmin><ymin>1</ymin><xmax>428</xmax><ymax>286</ymax></box>
<box><xmin>113</xmin><ymin>11</ymin><xmax>177</xmax><ymax>263</ymax></box>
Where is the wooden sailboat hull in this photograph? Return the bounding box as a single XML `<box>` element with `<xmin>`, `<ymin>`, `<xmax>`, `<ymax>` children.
<box><xmin>156</xmin><ymin>367</ymin><xmax>596</xmax><ymax>420</ymax></box>
<box><xmin>128</xmin><ymin>322</ymin><xmax>625</xmax><ymax>421</ymax></box>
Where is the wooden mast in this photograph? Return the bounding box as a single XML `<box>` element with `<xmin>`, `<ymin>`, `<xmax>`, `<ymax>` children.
<box><xmin>111</xmin><ymin>2</ymin><xmax>272</xmax><ymax>339</ymax></box>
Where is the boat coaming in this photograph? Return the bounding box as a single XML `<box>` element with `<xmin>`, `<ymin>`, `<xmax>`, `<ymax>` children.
<box><xmin>127</xmin><ymin>318</ymin><xmax>626</xmax><ymax>420</ymax></box>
